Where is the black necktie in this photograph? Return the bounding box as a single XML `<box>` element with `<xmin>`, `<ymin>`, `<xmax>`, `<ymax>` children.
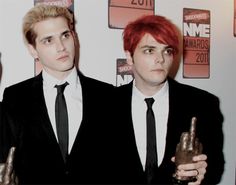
<box><xmin>55</xmin><ymin>82</ymin><xmax>69</xmax><ymax>162</ymax></box>
<box><xmin>144</xmin><ymin>98</ymin><xmax>158</xmax><ymax>184</ymax></box>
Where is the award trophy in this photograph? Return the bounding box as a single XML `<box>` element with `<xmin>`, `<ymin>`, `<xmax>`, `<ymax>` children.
<box><xmin>172</xmin><ymin>117</ymin><xmax>203</xmax><ymax>185</ymax></box>
<box><xmin>0</xmin><ymin>147</ymin><xmax>18</xmax><ymax>185</ymax></box>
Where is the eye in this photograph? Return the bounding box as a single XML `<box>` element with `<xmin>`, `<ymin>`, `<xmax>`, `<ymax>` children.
<box><xmin>41</xmin><ymin>37</ymin><xmax>53</xmax><ymax>45</ymax></box>
<box><xmin>143</xmin><ymin>48</ymin><xmax>154</xmax><ymax>54</ymax></box>
<box><xmin>164</xmin><ymin>47</ymin><xmax>174</xmax><ymax>56</ymax></box>
<box><xmin>62</xmin><ymin>31</ymin><xmax>72</xmax><ymax>39</ymax></box>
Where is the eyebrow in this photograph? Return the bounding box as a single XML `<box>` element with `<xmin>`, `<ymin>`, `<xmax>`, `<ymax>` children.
<box><xmin>39</xmin><ymin>35</ymin><xmax>52</xmax><ymax>43</ymax></box>
<box><xmin>39</xmin><ymin>29</ymin><xmax>71</xmax><ymax>43</ymax></box>
<box><xmin>140</xmin><ymin>45</ymin><xmax>172</xmax><ymax>50</ymax></box>
<box><xmin>61</xmin><ymin>30</ymin><xmax>71</xmax><ymax>35</ymax></box>
<box><xmin>140</xmin><ymin>45</ymin><xmax>156</xmax><ymax>49</ymax></box>
<box><xmin>165</xmin><ymin>45</ymin><xmax>174</xmax><ymax>49</ymax></box>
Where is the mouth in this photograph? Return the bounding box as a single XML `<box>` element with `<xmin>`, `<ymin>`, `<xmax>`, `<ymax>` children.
<box><xmin>57</xmin><ymin>54</ymin><xmax>69</xmax><ymax>61</ymax></box>
<box><xmin>152</xmin><ymin>68</ymin><xmax>164</xmax><ymax>72</ymax></box>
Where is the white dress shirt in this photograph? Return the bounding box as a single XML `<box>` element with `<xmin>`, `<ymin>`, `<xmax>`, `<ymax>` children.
<box><xmin>132</xmin><ymin>80</ymin><xmax>169</xmax><ymax>169</ymax></box>
<box><xmin>43</xmin><ymin>67</ymin><xmax>82</xmax><ymax>153</ymax></box>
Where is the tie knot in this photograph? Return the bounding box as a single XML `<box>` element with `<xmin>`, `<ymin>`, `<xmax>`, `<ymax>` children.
<box><xmin>55</xmin><ymin>82</ymin><xmax>69</xmax><ymax>94</ymax></box>
<box><xmin>145</xmin><ymin>98</ymin><xmax>155</xmax><ymax>109</ymax></box>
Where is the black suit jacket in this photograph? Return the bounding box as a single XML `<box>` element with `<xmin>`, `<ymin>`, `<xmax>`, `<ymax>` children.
<box><xmin>1</xmin><ymin>71</ymin><xmax>116</xmax><ymax>184</ymax></box>
<box><xmin>113</xmin><ymin>78</ymin><xmax>224</xmax><ymax>184</ymax></box>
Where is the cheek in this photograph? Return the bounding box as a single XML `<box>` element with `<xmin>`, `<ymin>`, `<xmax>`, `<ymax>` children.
<box><xmin>38</xmin><ymin>47</ymin><xmax>56</xmax><ymax>57</ymax></box>
<box><xmin>164</xmin><ymin>63</ymin><xmax>173</xmax><ymax>74</ymax></box>
<box><xmin>135</xmin><ymin>61</ymin><xmax>149</xmax><ymax>74</ymax></box>
<box><xmin>66</xmin><ymin>39</ymin><xmax>75</xmax><ymax>50</ymax></box>
<box><xmin>163</xmin><ymin>57</ymin><xmax>173</xmax><ymax>66</ymax></box>
<box><xmin>38</xmin><ymin>49</ymin><xmax>55</xmax><ymax>62</ymax></box>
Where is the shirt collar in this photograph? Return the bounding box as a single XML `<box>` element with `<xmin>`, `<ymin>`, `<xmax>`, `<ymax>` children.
<box><xmin>132</xmin><ymin>79</ymin><xmax>169</xmax><ymax>101</ymax></box>
<box><xmin>42</xmin><ymin>67</ymin><xmax>79</xmax><ymax>90</ymax></box>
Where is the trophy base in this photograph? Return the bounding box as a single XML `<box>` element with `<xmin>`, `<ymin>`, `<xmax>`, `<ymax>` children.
<box><xmin>172</xmin><ymin>177</ymin><xmax>197</xmax><ymax>185</ymax></box>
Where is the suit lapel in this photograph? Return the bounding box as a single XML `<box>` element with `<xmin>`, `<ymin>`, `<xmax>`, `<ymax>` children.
<box><xmin>31</xmin><ymin>73</ymin><xmax>58</xmax><ymax>144</ymax></box>
<box><xmin>67</xmin><ymin>71</ymin><xmax>90</xmax><ymax>155</ymax></box>
<box><xmin>121</xmin><ymin>82</ymin><xmax>144</xmax><ymax>171</ymax></box>
<box><xmin>162</xmin><ymin>78</ymin><xmax>186</xmax><ymax>164</ymax></box>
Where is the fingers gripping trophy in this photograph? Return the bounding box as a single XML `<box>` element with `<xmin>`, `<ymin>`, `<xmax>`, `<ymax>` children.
<box><xmin>0</xmin><ymin>147</ymin><xmax>18</xmax><ymax>185</ymax></box>
<box><xmin>173</xmin><ymin>117</ymin><xmax>203</xmax><ymax>185</ymax></box>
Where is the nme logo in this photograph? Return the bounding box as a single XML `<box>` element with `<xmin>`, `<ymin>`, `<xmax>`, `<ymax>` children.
<box><xmin>184</xmin><ymin>23</ymin><xmax>210</xmax><ymax>38</ymax></box>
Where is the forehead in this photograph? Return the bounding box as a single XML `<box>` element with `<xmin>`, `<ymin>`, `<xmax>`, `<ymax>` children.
<box><xmin>33</xmin><ymin>17</ymin><xmax>69</xmax><ymax>39</ymax></box>
<box><xmin>137</xmin><ymin>33</ymin><xmax>168</xmax><ymax>48</ymax></box>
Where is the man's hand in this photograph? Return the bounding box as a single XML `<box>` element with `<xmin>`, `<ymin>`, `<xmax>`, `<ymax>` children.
<box><xmin>175</xmin><ymin>117</ymin><xmax>203</xmax><ymax>166</ymax></box>
<box><xmin>172</xmin><ymin>154</ymin><xmax>207</xmax><ymax>185</ymax></box>
<box><xmin>0</xmin><ymin>147</ymin><xmax>18</xmax><ymax>185</ymax></box>
<box><xmin>173</xmin><ymin>117</ymin><xmax>205</xmax><ymax>184</ymax></box>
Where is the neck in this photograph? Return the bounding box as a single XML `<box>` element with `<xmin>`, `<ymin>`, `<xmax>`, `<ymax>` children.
<box><xmin>44</xmin><ymin>67</ymin><xmax>74</xmax><ymax>81</ymax></box>
<box><xmin>134</xmin><ymin>80</ymin><xmax>165</xmax><ymax>97</ymax></box>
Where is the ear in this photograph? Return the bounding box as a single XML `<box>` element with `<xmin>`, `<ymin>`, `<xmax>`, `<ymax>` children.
<box><xmin>27</xmin><ymin>44</ymin><xmax>38</xmax><ymax>60</ymax></box>
<box><xmin>125</xmin><ymin>51</ymin><xmax>133</xmax><ymax>65</ymax></box>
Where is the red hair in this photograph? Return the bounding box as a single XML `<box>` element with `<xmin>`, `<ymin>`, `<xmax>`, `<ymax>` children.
<box><xmin>123</xmin><ymin>15</ymin><xmax>179</xmax><ymax>56</ymax></box>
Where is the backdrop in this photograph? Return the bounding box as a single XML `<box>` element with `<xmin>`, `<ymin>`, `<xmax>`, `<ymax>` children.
<box><xmin>0</xmin><ymin>1</ymin><xmax>235</xmax><ymax>184</ymax></box>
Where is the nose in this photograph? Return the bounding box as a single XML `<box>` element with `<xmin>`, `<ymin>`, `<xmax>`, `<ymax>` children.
<box><xmin>56</xmin><ymin>39</ymin><xmax>65</xmax><ymax>52</ymax></box>
<box><xmin>155</xmin><ymin>52</ymin><xmax>164</xmax><ymax>64</ymax></box>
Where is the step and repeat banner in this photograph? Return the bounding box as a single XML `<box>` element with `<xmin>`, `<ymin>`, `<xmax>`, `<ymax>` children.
<box><xmin>25</xmin><ymin>0</ymin><xmax>226</xmax><ymax>84</ymax></box>
<box><xmin>0</xmin><ymin>1</ymin><xmax>235</xmax><ymax>185</ymax></box>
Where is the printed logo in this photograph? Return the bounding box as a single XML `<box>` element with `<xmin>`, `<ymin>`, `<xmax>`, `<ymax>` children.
<box><xmin>116</xmin><ymin>58</ymin><xmax>133</xmax><ymax>86</ymax></box>
<box><xmin>183</xmin><ymin>8</ymin><xmax>210</xmax><ymax>78</ymax></box>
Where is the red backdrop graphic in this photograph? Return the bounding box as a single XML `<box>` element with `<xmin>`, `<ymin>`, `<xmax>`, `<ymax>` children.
<box><xmin>183</xmin><ymin>8</ymin><xmax>210</xmax><ymax>78</ymax></box>
<box><xmin>108</xmin><ymin>0</ymin><xmax>155</xmax><ymax>29</ymax></box>
<box><xmin>116</xmin><ymin>58</ymin><xmax>133</xmax><ymax>86</ymax></box>
<box><xmin>34</xmin><ymin>0</ymin><xmax>74</xmax><ymax>76</ymax></box>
